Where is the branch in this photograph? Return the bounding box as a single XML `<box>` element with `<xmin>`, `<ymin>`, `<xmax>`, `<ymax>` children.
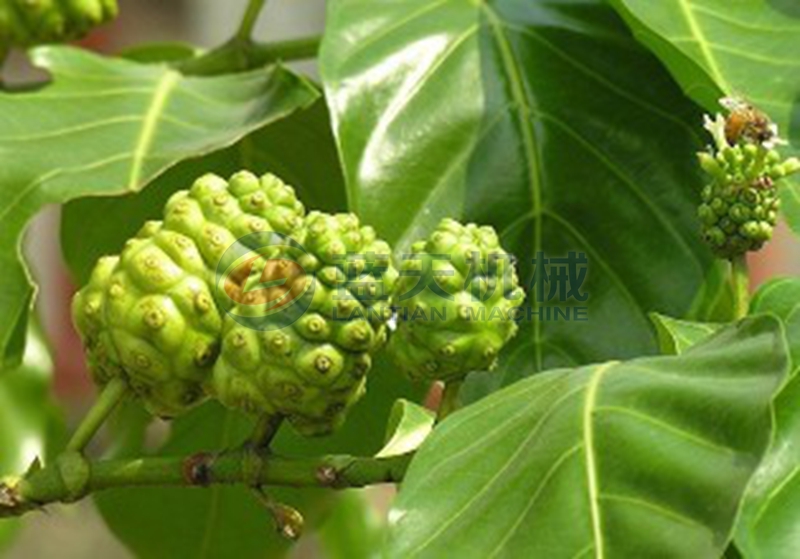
<box><xmin>0</xmin><ymin>449</ymin><xmax>411</xmax><ymax>518</ymax></box>
<box><xmin>178</xmin><ymin>36</ymin><xmax>321</xmax><ymax>76</ymax></box>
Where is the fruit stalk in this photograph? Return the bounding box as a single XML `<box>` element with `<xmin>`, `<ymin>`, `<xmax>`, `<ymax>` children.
<box><xmin>731</xmin><ymin>254</ymin><xmax>750</xmax><ymax>320</ymax></box>
<box><xmin>437</xmin><ymin>380</ymin><xmax>462</xmax><ymax>422</ymax></box>
<box><xmin>236</xmin><ymin>0</ymin><xmax>268</xmax><ymax>41</ymax></box>
<box><xmin>251</xmin><ymin>414</ymin><xmax>284</xmax><ymax>449</ymax></box>
<box><xmin>66</xmin><ymin>377</ymin><xmax>129</xmax><ymax>452</ymax></box>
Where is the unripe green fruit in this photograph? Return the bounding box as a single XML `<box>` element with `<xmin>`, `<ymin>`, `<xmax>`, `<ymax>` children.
<box><xmin>0</xmin><ymin>0</ymin><xmax>117</xmax><ymax>47</ymax></box>
<box><xmin>699</xmin><ymin>179</ymin><xmax>779</xmax><ymax>258</ymax></box>
<box><xmin>72</xmin><ymin>170</ymin><xmax>307</xmax><ymax>419</ymax></box>
<box><xmin>387</xmin><ymin>219</ymin><xmax>524</xmax><ymax>383</ymax></box>
<box><xmin>697</xmin><ymin>143</ymin><xmax>789</xmax><ymax>259</ymax></box>
<box><xmin>163</xmin><ymin>171</ymin><xmax>305</xmax><ymax>291</ymax></box>
<box><xmin>211</xmin><ymin>212</ymin><xmax>397</xmax><ymax>436</ymax></box>
<box><xmin>73</xmin><ymin>221</ymin><xmax>222</xmax><ymax>418</ymax></box>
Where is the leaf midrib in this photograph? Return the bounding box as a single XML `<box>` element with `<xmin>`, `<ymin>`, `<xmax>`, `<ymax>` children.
<box><xmin>676</xmin><ymin>0</ymin><xmax>730</xmax><ymax>92</ymax></box>
<box><xmin>481</xmin><ymin>2</ymin><xmax>545</xmax><ymax>372</ymax></box>
<box><xmin>128</xmin><ymin>71</ymin><xmax>180</xmax><ymax>190</ymax></box>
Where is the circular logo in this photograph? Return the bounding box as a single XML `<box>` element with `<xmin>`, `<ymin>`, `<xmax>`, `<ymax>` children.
<box><xmin>215</xmin><ymin>231</ymin><xmax>315</xmax><ymax>331</ymax></box>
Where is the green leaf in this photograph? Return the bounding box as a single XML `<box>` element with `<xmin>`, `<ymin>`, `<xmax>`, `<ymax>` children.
<box><xmin>749</xmin><ymin>276</ymin><xmax>800</xmax><ymax>363</ymax></box>
<box><xmin>61</xmin><ymin>100</ymin><xmax>346</xmax><ymax>286</ymax></box>
<box><xmin>320</xmin><ymin>0</ymin><xmax>730</xmax><ymax>384</ymax></box>
<box><xmin>0</xmin><ymin>46</ymin><xmax>318</xmax><ymax>368</ymax></box>
<box><xmin>608</xmin><ymin>0</ymin><xmax>799</xmax><ymax>130</ymax></box>
<box><xmin>386</xmin><ymin>316</ymin><xmax>789</xmax><ymax>558</ymax></box>
<box><xmin>376</xmin><ymin>399</ymin><xmax>435</xmax><ymax>458</ymax></box>
<box><xmin>735</xmin><ymin>277</ymin><xmax>800</xmax><ymax>559</ymax></box>
<box><xmin>318</xmin><ymin>490</ymin><xmax>385</xmax><ymax>559</ymax></box>
<box><xmin>650</xmin><ymin>312</ymin><xmax>724</xmax><ymax>355</ymax></box>
<box><xmin>607</xmin><ymin>0</ymin><xmax>800</xmax><ymax>234</ymax></box>
<box><xmin>0</xmin><ymin>329</ymin><xmax>63</xmax><ymax>552</ymax></box>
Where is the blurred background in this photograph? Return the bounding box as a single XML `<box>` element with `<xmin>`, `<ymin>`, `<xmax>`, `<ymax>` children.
<box><xmin>6</xmin><ymin>0</ymin><xmax>800</xmax><ymax>557</ymax></box>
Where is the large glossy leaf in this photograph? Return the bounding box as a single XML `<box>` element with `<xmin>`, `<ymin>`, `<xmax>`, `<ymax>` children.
<box><xmin>607</xmin><ymin>0</ymin><xmax>800</xmax><ymax>234</ymax></box>
<box><xmin>0</xmin><ymin>46</ymin><xmax>318</xmax><ymax>368</ymax></box>
<box><xmin>61</xmin><ymin>100</ymin><xmax>347</xmax><ymax>286</ymax></box>
<box><xmin>386</xmin><ymin>316</ymin><xmax>789</xmax><ymax>558</ymax></box>
<box><xmin>320</xmin><ymin>0</ymin><xmax>731</xmax><ymax>385</ymax></box>
<box><xmin>735</xmin><ymin>277</ymin><xmax>800</xmax><ymax>559</ymax></box>
<box><xmin>0</xmin><ymin>330</ymin><xmax>62</xmax><ymax>552</ymax></box>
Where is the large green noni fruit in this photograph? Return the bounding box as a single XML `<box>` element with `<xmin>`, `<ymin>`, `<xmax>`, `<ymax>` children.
<box><xmin>163</xmin><ymin>171</ymin><xmax>305</xmax><ymax>297</ymax></box>
<box><xmin>387</xmin><ymin>218</ymin><xmax>524</xmax><ymax>383</ymax></box>
<box><xmin>72</xmin><ymin>221</ymin><xmax>221</xmax><ymax>417</ymax></box>
<box><xmin>211</xmin><ymin>211</ymin><xmax>398</xmax><ymax>436</ymax></box>
<box><xmin>72</xmin><ymin>171</ymin><xmax>307</xmax><ymax>418</ymax></box>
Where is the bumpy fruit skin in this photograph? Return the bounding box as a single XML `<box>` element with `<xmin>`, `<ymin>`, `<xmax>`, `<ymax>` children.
<box><xmin>163</xmin><ymin>171</ymin><xmax>305</xmax><ymax>295</ymax></box>
<box><xmin>211</xmin><ymin>212</ymin><xmax>397</xmax><ymax>436</ymax></box>
<box><xmin>387</xmin><ymin>219</ymin><xmax>524</xmax><ymax>383</ymax></box>
<box><xmin>0</xmin><ymin>0</ymin><xmax>118</xmax><ymax>48</ymax></box>
<box><xmin>72</xmin><ymin>171</ymin><xmax>307</xmax><ymax>418</ymax></box>
<box><xmin>72</xmin><ymin>221</ymin><xmax>222</xmax><ymax>418</ymax></box>
<box><xmin>697</xmin><ymin>144</ymin><xmax>797</xmax><ymax>259</ymax></box>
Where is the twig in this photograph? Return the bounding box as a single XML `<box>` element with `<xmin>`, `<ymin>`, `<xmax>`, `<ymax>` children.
<box><xmin>0</xmin><ymin>450</ymin><xmax>412</xmax><ymax>518</ymax></box>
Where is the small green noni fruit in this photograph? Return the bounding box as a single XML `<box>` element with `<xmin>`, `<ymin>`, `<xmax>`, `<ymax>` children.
<box><xmin>211</xmin><ymin>212</ymin><xmax>398</xmax><ymax>436</ymax></box>
<box><xmin>0</xmin><ymin>0</ymin><xmax>117</xmax><ymax>48</ymax></box>
<box><xmin>72</xmin><ymin>221</ymin><xmax>222</xmax><ymax>417</ymax></box>
<box><xmin>698</xmin><ymin>104</ymin><xmax>800</xmax><ymax>259</ymax></box>
<box><xmin>387</xmin><ymin>218</ymin><xmax>524</xmax><ymax>383</ymax></box>
<box><xmin>697</xmin><ymin>146</ymin><xmax>792</xmax><ymax>259</ymax></box>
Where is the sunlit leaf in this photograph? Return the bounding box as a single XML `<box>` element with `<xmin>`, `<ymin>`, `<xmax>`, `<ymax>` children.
<box><xmin>376</xmin><ymin>399</ymin><xmax>435</xmax><ymax>458</ymax></box>
<box><xmin>387</xmin><ymin>316</ymin><xmax>788</xmax><ymax>558</ymax></box>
